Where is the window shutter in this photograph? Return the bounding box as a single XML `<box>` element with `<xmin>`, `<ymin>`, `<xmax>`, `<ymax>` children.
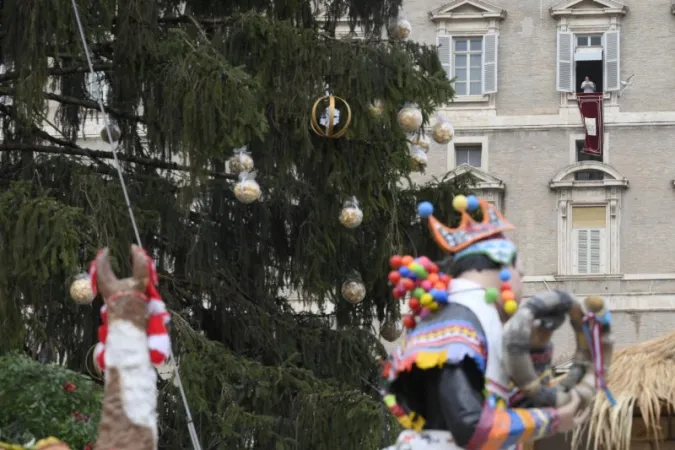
<box><xmin>556</xmin><ymin>31</ymin><xmax>574</xmax><ymax>92</ymax></box>
<box><xmin>437</xmin><ymin>35</ymin><xmax>452</xmax><ymax>80</ymax></box>
<box><xmin>483</xmin><ymin>33</ymin><xmax>498</xmax><ymax>94</ymax></box>
<box><xmin>575</xmin><ymin>229</ymin><xmax>589</xmax><ymax>274</ymax></box>
<box><xmin>604</xmin><ymin>30</ymin><xmax>620</xmax><ymax>91</ymax></box>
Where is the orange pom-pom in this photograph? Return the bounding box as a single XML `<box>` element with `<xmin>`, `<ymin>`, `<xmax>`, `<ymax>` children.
<box><xmin>427</xmin><ymin>273</ymin><xmax>439</xmax><ymax>283</ymax></box>
<box><xmin>401</xmin><ymin>255</ymin><xmax>414</xmax><ymax>266</ymax></box>
<box><xmin>434</xmin><ymin>282</ymin><xmax>446</xmax><ymax>290</ymax></box>
<box><xmin>501</xmin><ymin>290</ymin><xmax>515</xmax><ymax>301</ymax></box>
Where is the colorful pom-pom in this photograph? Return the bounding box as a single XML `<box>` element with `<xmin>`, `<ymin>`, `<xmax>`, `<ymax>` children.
<box><xmin>389</xmin><ymin>255</ymin><xmax>403</xmax><ymax>268</ymax></box>
<box><xmin>499</xmin><ymin>268</ymin><xmax>511</xmax><ymax>282</ymax></box>
<box><xmin>501</xmin><ymin>290</ymin><xmax>515</xmax><ymax>302</ymax></box>
<box><xmin>388</xmin><ymin>271</ymin><xmax>401</xmax><ymax>284</ymax></box>
<box><xmin>401</xmin><ymin>255</ymin><xmax>414</xmax><ymax>266</ymax></box>
<box><xmin>417</xmin><ymin>201</ymin><xmax>434</xmax><ymax>218</ymax></box>
<box><xmin>504</xmin><ymin>300</ymin><xmax>518</xmax><ymax>315</ymax></box>
<box><xmin>485</xmin><ymin>287</ymin><xmax>499</xmax><ymax>303</ymax></box>
<box><xmin>402</xmin><ymin>315</ymin><xmax>416</xmax><ymax>329</ymax></box>
<box><xmin>401</xmin><ymin>278</ymin><xmax>415</xmax><ymax>291</ymax></box>
<box><xmin>408</xmin><ymin>297</ymin><xmax>421</xmax><ymax>311</ymax></box>
<box><xmin>466</xmin><ymin>195</ymin><xmax>480</xmax><ymax>212</ymax></box>
<box><xmin>452</xmin><ymin>195</ymin><xmax>468</xmax><ymax>212</ymax></box>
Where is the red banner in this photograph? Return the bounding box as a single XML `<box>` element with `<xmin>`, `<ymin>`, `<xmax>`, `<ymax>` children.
<box><xmin>577</xmin><ymin>93</ymin><xmax>603</xmax><ymax>156</ymax></box>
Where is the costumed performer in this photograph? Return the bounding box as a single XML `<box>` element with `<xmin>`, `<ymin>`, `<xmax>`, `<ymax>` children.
<box><xmin>380</xmin><ymin>195</ymin><xmax>596</xmax><ymax>450</ymax></box>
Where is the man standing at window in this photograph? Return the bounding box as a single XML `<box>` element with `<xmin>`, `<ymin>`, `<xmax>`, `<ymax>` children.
<box><xmin>581</xmin><ymin>76</ymin><xmax>596</xmax><ymax>93</ymax></box>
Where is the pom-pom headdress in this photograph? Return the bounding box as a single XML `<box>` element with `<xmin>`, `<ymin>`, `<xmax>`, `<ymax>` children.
<box><xmin>417</xmin><ymin>195</ymin><xmax>516</xmax><ymax>266</ymax></box>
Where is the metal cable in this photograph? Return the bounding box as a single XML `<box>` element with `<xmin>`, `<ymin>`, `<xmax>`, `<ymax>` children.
<box><xmin>69</xmin><ymin>2</ymin><xmax>202</xmax><ymax>448</ymax></box>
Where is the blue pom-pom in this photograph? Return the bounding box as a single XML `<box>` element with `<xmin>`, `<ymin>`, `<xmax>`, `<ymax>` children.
<box><xmin>499</xmin><ymin>268</ymin><xmax>511</xmax><ymax>282</ymax></box>
<box><xmin>434</xmin><ymin>290</ymin><xmax>449</xmax><ymax>303</ymax></box>
<box><xmin>466</xmin><ymin>195</ymin><xmax>480</xmax><ymax>212</ymax></box>
<box><xmin>418</xmin><ymin>201</ymin><xmax>434</xmax><ymax>218</ymax></box>
<box><xmin>399</xmin><ymin>267</ymin><xmax>411</xmax><ymax>278</ymax></box>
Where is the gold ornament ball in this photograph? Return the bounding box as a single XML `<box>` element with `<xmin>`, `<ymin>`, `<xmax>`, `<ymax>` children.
<box><xmin>412</xmin><ymin>135</ymin><xmax>431</xmax><ymax>153</ymax></box>
<box><xmin>70</xmin><ymin>277</ymin><xmax>94</xmax><ymax>305</ymax></box>
<box><xmin>233</xmin><ymin>180</ymin><xmax>262</xmax><ymax>204</ymax></box>
<box><xmin>100</xmin><ymin>125</ymin><xmax>121</xmax><ymax>143</ymax></box>
<box><xmin>397</xmin><ymin>106</ymin><xmax>423</xmax><ymax>133</ymax></box>
<box><xmin>339</xmin><ymin>206</ymin><xmax>363</xmax><ymax>229</ymax></box>
<box><xmin>368</xmin><ymin>99</ymin><xmax>385</xmax><ymax>117</ymax></box>
<box><xmin>342</xmin><ymin>280</ymin><xmax>366</xmax><ymax>304</ymax></box>
<box><xmin>380</xmin><ymin>320</ymin><xmax>403</xmax><ymax>342</ymax></box>
<box><xmin>431</xmin><ymin>120</ymin><xmax>454</xmax><ymax>144</ymax></box>
<box><xmin>228</xmin><ymin>153</ymin><xmax>254</xmax><ymax>174</ymax></box>
<box><xmin>410</xmin><ymin>147</ymin><xmax>428</xmax><ymax>172</ymax></box>
<box><xmin>392</xmin><ymin>18</ymin><xmax>412</xmax><ymax>40</ymax></box>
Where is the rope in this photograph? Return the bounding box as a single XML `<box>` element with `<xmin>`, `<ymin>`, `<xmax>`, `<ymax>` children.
<box><xmin>69</xmin><ymin>2</ymin><xmax>202</xmax><ymax>448</ymax></box>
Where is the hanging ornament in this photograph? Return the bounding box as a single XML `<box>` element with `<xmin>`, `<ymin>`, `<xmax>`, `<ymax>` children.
<box><xmin>69</xmin><ymin>273</ymin><xmax>94</xmax><ymax>305</ymax></box>
<box><xmin>368</xmin><ymin>99</ymin><xmax>385</xmax><ymax>118</ymax></box>
<box><xmin>397</xmin><ymin>104</ymin><xmax>423</xmax><ymax>133</ymax></box>
<box><xmin>100</xmin><ymin>124</ymin><xmax>121</xmax><ymax>143</ymax></box>
<box><xmin>409</xmin><ymin>145</ymin><xmax>428</xmax><ymax>172</ymax></box>
<box><xmin>339</xmin><ymin>197</ymin><xmax>363</xmax><ymax>229</ymax></box>
<box><xmin>390</xmin><ymin>18</ymin><xmax>412</xmax><ymax>40</ymax></box>
<box><xmin>342</xmin><ymin>273</ymin><xmax>367</xmax><ymax>304</ymax></box>
<box><xmin>431</xmin><ymin>117</ymin><xmax>454</xmax><ymax>144</ymax></box>
<box><xmin>410</xmin><ymin>135</ymin><xmax>431</xmax><ymax>153</ymax></box>
<box><xmin>380</xmin><ymin>320</ymin><xmax>403</xmax><ymax>342</ymax></box>
<box><xmin>233</xmin><ymin>171</ymin><xmax>262</xmax><ymax>204</ymax></box>
<box><xmin>310</xmin><ymin>94</ymin><xmax>352</xmax><ymax>139</ymax></box>
<box><xmin>228</xmin><ymin>146</ymin><xmax>254</xmax><ymax>174</ymax></box>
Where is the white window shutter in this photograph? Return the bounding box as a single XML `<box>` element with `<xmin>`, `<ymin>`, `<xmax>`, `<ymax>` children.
<box><xmin>437</xmin><ymin>35</ymin><xmax>452</xmax><ymax>80</ymax></box>
<box><xmin>556</xmin><ymin>31</ymin><xmax>574</xmax><ymax>92</ymax></box>
<box><xmin>483</xmin><ymin>33</ymin><xmax>498</xmax><ymax>94</ymax></box>
<box><xmin>575</xmin><ymin>229</ymin><xmax>589</xmax><ymax>274</ymax></box>
<box><xmin>604</xmin><ymin>30</ymin><xmax>620</xmax><ymax>91</ymax></box>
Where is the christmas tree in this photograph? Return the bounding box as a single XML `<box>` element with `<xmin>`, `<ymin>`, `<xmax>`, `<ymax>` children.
<box><xmin>0</xmin><ymin>0</ymin><xmax>465</xmax><ymax>448</ymax></box>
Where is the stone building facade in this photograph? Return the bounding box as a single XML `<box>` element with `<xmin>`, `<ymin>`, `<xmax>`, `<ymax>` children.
<box><xmin>386</xmin><ymin>0</ymin><xmax>675</xmax><ymax>359</ymax></box>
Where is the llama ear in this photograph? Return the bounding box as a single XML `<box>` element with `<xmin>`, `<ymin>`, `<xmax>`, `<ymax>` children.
<box><xmin>130</xmin><ymin>244</ymin><xmax>150</xmax><ymax>291</ymax></box>
<box><xmin>95</xmin><ymin>248</ymin><xmax>117</xmax><ymax>298</ymax></box>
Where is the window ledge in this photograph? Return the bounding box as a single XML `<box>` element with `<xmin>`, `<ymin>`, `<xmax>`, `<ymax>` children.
<box><xmin>550</xmin><ymin>179</ymin><xmax>628</xmax><ymax>189</ymax></box>
<box><xmin>567</xmin><ymin>92</ymin><xmax>611</xmax><ymax>101</ymax></box>
<box><xmin>453</xmin><ymin>95</ymin><xmax>490</xmax><ymax>103</ymax></box>
<box><xmin>554</xmin><ymin>274</ymin><xmax>624</xmax><ymax>281</ymax></box>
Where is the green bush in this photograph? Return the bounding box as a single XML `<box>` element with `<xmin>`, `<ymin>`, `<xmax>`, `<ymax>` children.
<box><xmin>0</xmin><ymin>354</ymin><xmax>101</xmax><ymax>449</ymax></box>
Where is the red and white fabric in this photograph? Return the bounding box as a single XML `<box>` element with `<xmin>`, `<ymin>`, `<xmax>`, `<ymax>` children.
<box><xmin>90</xmin><ymin>248</ymin><xmax>172</xmax><ymax>370</ymax></box>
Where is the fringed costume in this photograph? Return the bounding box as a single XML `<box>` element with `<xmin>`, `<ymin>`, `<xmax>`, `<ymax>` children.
<box><xmin>380</xmin><ymin>195</ymin><xmax>613</xmax><ymax>450</ymax></box>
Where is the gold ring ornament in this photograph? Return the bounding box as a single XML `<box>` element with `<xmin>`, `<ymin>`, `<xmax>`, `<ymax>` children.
<box><xmin>431</xmin><ymin>117</ymin><xmax>454</xmax><ymax>144</ymax></box>
<box><xmin>70</xmin><ymin>273</ymin><xmax>95</xmax><ymax>305</ymax></box>
<box><xmin>397</xmin><ymin>104</ymin><xmax>423</xmax><ymax>133</ymax></box>
<box><xmin>233</xmin><ymin>171</ymin><xmax>262</xmax><ymax>204</ymax></box>
<box><xmin>502</xmin><ymin>292</ymin><xmax>615</xmax><ymax>410</ymax></box>
<box><xmin>100</xmin><ymin>124</ymin><xmax>121</xmax><ymax>143</ymax></box>
<box><xmin>410</xmin><ymin>135</ymin><xmax>430</xmax><ymax>153</ymax></box>
<box><xmin>342</xmin><ymin>272</ymin><xmax>366</xmax><ymax>304</ymax></box>
<box><xmin>339</xmin><ymin>197</ymin><xmax>363</xmax><ymax>229</ymax></box>
<box><xmin>228</xmin><ymin>146</ymin><xmax>254</xmax><ymax>174</ymax></box>
<box><xmin>409</xmin><ymin>145</ymin><xmax>428</xmax><ymax>172</ymax></box>
<box><xmin>310</xmin><ymin>95</ymin><xmax>352</xmax><ymax>139</ymax></box>
<box><xmin>389</xmin><ymin>17</ymin><xmax>412</xmax><ymax>40</ymax></box>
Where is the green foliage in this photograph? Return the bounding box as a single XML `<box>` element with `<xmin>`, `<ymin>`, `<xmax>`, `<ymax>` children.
<box><xmin>0</xmin><ymin>0</ymin><xmax>466</xmax><ymax>448</ymax></box>
<box><xmin>0</xmin><ymin>354</ymin><xmax>101</xmax><ymax>448</ymax></box>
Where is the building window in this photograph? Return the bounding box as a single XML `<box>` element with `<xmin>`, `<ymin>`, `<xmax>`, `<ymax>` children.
<box><xmin>453</xmin><ymin>38</ymin><xmax>483</xmax><ymax>96</ymax></box>
<box><xmin>574</xmin><ymin>140</ymin><xmax>604</xmax><ymax>181</ymax></box>
<box><xmin>455</xmin><ymin>145</ymin><xmax>482</xmax><ymax>167</ymax></box>
<box><xmin>556</xmin><ymin>30</ymin><xmax>620</xmax><ymax>94</ymax></box>
<box><xmin>571</xmin><ymin>206</ymin><xmax>606</xmax><ymax>275</ymax></box>
<box><xmin>86</xmin><ymin>72</ymin><xmax>109</xmax><ymax>103</ymax></box>
<box><xmin>437</xmin><ymin>33</ymin><xmax>498</xmax><ymax>97</ymax></box>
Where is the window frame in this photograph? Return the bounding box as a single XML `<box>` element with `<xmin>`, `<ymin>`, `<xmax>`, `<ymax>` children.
<box><xmin>570</xmin><ymin>206</ymin><xmax>608</xmax><ymax>275</ymax></box>
<box><xmin>454</xmin><ymin>144</ymin><xmax>483</xmax><ymax>167</ymax></box>
<box><xmin>452</xmin><ymin>37</ymin><xmax>484</xmax><ymax>97</ymax></box>
<box><xmin>447</xmin><ymin>135</ymin><xmax>489</xmax><ymax>171</ymax></box>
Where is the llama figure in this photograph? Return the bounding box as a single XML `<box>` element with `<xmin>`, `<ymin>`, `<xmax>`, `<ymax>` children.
<box><xmin>93</xmin><ymin>245</ymin><xmax>159</xmax><ymax>450</ymax></box>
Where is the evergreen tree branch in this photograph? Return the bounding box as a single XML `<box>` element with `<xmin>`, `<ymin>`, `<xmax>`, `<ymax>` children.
<box><xmin>0</xmin><ymin>142</ymin><xmax>235</xmax><ymax>179</ymax></box>
<box><xmin>0</xmin><ymin>63</ymin><xmax>113</xmax><ymax>84</ymax></box>
<box><xmin>0</xmin><ymin>88</ymin><xmax>144</xmax><ymax>123</ymax></box>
